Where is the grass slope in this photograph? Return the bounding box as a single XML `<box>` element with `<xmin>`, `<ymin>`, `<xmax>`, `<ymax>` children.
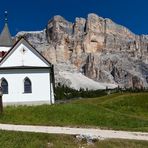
<box><xmin>0</xmin><ymin>130</ymin><xmax>148</xmax><ymax>148</ymax></box>
<box><xmin>0</xmin><ymin>93</ymin><xmax>147</xmax><ymax>131</ymax></box>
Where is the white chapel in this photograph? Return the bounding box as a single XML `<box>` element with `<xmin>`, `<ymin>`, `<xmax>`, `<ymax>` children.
<box><xmin>0</xmin><ymin>12</ymin><xmax>55</xmax><ymax>105</ymax></box>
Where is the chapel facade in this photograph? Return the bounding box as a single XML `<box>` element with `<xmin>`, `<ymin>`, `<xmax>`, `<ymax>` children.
<box><xmin>0</xmin><ymin>12</ymin><xmax>55</xmax><ymax>105</ymax></box>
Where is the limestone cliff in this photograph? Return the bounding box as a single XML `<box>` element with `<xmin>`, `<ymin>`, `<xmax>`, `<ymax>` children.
<box><xmin>16</xmin><ymin>13</ymin><xmax>148</xmax><ymax>89</ymax></box>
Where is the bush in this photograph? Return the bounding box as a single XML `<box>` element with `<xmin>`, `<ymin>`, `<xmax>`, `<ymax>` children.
<box><xmin>55</xmin><ymin>84</ymin><xmax>107</xmax><ymax>100</ymax></box>
<box><xmin>54</xmin><ymin>84</ymin><xmax>148</xmax><ymax>100</ymax></box>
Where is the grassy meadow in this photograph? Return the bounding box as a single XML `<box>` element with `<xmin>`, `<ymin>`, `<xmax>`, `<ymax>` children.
<box><xmin>0</xmin><ymin>130</ymin><xmax>148</xmax><ymax>148</ymax></box>
<box><xmin>0</xmin><ymin>92</ymin><xmax>147</xmax><ymax>131</ymax></box>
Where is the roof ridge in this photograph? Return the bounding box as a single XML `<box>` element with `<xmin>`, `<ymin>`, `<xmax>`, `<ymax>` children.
<box><xmin>0</xmin><ymin>37</ymin><xmax>52</xmax><ymax>67</ymax></box>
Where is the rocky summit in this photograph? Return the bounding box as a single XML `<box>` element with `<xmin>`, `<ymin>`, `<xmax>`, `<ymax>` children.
<box><xmin>16</xmin><ymin>13</ymin><xmax>148</xmax><ymax>90</ymax></box>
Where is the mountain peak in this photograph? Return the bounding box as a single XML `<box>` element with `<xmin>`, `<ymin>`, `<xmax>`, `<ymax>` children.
<box><xmin>16</xmin><ymin>14</ymin><xmax>148</xmax><ymax>89</ymax></box>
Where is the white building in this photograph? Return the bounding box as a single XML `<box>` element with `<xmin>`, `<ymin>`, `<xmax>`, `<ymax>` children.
<box><xmin>0</xmin><ymin>13</ymin><xmax>55</xmax><ymax>105</ymax></box>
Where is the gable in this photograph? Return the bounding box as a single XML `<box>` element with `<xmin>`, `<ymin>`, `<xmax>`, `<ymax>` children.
<box><xmin>0</xmin><ymin>38</ymin><xmax>51</xmax><ymax>67</ymax></box>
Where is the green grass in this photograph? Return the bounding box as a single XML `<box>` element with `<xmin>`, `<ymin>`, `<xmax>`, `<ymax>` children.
<box><xmin>0</xmin><ymin>92</ymin><xmax>148</xmax><ymax>131</ymax></box>
<box><xmin>0</xmin><ymin>130</ymin><xmax>148</xmax><ymax>148</ymax></box>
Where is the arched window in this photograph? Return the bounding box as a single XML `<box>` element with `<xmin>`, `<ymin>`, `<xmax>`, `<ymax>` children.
<box><xmin>24</xmin><ymin>77</ymin><xmax>32</xmax><ymax>93</ymax></box>
<box><xmin>1</xmin><ymin>78</ymin><xmax>8</xmax><ymax>94</ymax></box>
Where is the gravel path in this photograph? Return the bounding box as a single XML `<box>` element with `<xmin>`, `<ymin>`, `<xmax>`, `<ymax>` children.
<box><xmin>0</xmin><ymin>124</ymin><xmax>148</xmax><ymax>141</ymax></box>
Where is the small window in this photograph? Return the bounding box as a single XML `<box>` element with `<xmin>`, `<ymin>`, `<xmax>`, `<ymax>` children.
<box><xmin>24</xmin><ymin>77</ymin><xmax>32</xmax><ymax>93</ymax></box>
<box><xmin>1</xmin><ymin>78</ymin><xmax>8</xmax><ymax>94</ymax></box>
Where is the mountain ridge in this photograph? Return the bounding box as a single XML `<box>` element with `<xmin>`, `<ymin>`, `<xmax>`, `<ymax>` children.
<box><xmin>16</xmin><ymin>13</ymin><xmax>148</xmax><ymax>89</ymax></box>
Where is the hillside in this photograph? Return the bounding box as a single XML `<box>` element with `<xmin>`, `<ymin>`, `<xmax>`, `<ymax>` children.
<box><xmin>0</xmin><ymin>93</ymin><xmax>148</xmax><ymax>131</ymax></box>
<box><xmin>16</xmin><ymin>13</ymin><xmax>148</xmax><ymax>89</ymax></box>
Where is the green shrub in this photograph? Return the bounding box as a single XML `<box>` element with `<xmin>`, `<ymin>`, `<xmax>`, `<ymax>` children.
<box><xmin>54</xmin><ymin>84</ymin><xmax>148</xmax><ymax>100</ymax></box>
<box><xmin>55</xmin><ymin>84</ymin><xmax>107</xmax><ymax>100</ymax></box>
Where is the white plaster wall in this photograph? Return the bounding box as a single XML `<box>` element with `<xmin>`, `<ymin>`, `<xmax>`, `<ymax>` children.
<box><xmin>1</xmin><ymin>43</ymin><xmax>48</xmax><ymax>67</ymax></box>
<box><xmin>0</xmin><ymin>47</ymin><xmax>10</xmax><ymax>52</ymax></box>
<box><xmin>0</xmin><ymin>69</ymin><xmax>52</xmax><ymax>104</ymax></box>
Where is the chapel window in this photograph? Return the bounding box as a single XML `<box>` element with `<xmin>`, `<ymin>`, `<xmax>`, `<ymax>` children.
<box><xmin>1</xmin><ymin>78</ymin><xmax>8</xmax><ymax>94</ymax></box>
<box><xmin>24</xmin><ymin>77</ymin><xmax>32</xmax><ymax>93</ymax></box>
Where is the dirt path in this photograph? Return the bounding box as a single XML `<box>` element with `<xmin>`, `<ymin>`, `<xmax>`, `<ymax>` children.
<box><xmin>0</xmin><ymin>123</ymin><xmax>148</xmax><ymax>141</ymax></box>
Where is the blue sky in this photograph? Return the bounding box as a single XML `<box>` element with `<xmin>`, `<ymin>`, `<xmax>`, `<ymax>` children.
<box><xmin>0</xmin><ymin>0</ymin><xmax>148</xmax><ymax>36</ymax></box>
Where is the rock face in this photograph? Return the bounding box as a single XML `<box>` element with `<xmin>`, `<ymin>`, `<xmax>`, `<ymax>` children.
<box><xmin>16</xmin><ymin>13</ymin><xmax>148</xmax><ymax>89</ymax></box>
